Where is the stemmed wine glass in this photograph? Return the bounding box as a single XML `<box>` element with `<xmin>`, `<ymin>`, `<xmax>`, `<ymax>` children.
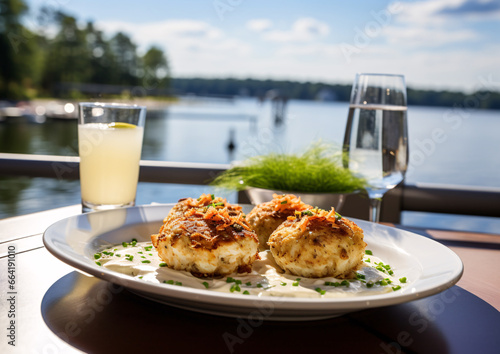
<box><xmin>343</xmin><ymin>73</ymin><xmax>408</xmax><ymax>223</ymax></box>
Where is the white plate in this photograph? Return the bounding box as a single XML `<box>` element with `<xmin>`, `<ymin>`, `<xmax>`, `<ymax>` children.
<box><xmin>43</xmin><ymin>204</ymin><xmax>463</xmax><ymax>321</ymax></box>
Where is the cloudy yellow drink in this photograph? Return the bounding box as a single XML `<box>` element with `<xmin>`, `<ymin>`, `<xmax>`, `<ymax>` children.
<box><xmin>78</xmin><ymin>122</ymin><xmax>144</xmax><ymax>208</ymax></box>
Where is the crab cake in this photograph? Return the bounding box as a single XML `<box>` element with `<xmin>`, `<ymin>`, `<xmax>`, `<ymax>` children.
<box><xmin>267</xmin><ymin>208</ymin><xmax>366</xmax><ymax>278</ymax></box>
<box><xmin>151</xmin><ymin>194</ymin><xmax>259</xmax><ymax>277</ymax></box>
<box><xmin>247</xmin><ymin>194</ymin><xmax>312</xmax><ymax>251</ymax></box>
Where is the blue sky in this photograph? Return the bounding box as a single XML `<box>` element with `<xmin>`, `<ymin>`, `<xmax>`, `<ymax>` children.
<box><xmin>24</xmin><ymin>0</ymin><xmax>500</xmax><ymax>92</ymax></box>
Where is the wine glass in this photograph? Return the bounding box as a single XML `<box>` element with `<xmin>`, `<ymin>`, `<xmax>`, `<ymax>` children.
<box><xmin>342</xmin><ymin>73</ymin><xmax>408</xmax><ymax>223</ymax></box>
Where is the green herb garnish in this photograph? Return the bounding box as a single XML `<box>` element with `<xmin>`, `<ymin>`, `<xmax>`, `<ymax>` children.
<box><xmin>315</xmin><ymin>288</ymin><xmax>326</xmax><ymax>295</ymax></box>
<box><xmin>230</xmin><ymin>283</ymin><xmax>241</xmax><ymax>292</ymax></box>
<box><xmin>399</xmin><ymin>277</ymin><xmax>407</xmax><ymax>283</ymax></box>
<box><xmin>202</xmin><ymin>281</ymin><xmax>209</xmax><ymax>289</ymax></box>
<box><xmin>365</xmin><ymin>250</ymin><xmax>373</xmax><ymax>255</ymax></box>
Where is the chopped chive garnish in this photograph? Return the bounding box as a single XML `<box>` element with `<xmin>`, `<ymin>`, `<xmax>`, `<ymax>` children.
<box><xmin>340</xmin><ymin>280</ymin><xmax>349</xmax><ymax>287</ymax></box>
<box><xmin>138</xmin><ymin>251</ymin><xmax>143</xmax><ymax>254</ymax></box>
<box><xmin>95</xmin><ymin>261</ymin><xmax>101</xmax><ymax>266</ymax></box>
<box><xmin>115</xmin><ymin>254</ymin><xmax>120</xmax><ymax>257</ymax></box>
<box><xmin>139</xmin><ymin>276</ymin><xmax>143</xmax><ymax>279</ymax></box>
<box><xmin>243</xmin><ymin>290</ymin><xmax>250</xmax><ymax>295</ymax></box>
<box><xmin>230</xmin><ymin>283</ymin><xmax>241</xmax><ymax>292</ymax></box>
<box><xmin>175</xmin><ymin>281</ymin><xmax>182</xmax><ymax>286</ymax></box>
<box><xmin>159</xmin><ymin>262</ymin><xmax>167</xmax><ymax>267</ymax></box>
<box><xmin>292</xmin><ymin>281</ymin><xmax>299</xmax><ymax>286</ymax></box>
<box><xmin>245</xmin><ymin>282</ymin><xmax>252</xmax><ymax>286</ymax></box>
<box><xmin>366</xmin><ymin>282</ymin><xmax>374</xmax><ymax>288</ymax></box>
<box><xmin>280</xmin><ymin>200</ymin><xmax>287</xmax><ymax>204</ymax></box>
<box><xmin>141</xmin><ymin>260</ymin><xmax>151</xmax><ymax>263</ymax></box>
<box><xmin>399</xmin><ymin>277</ymin><xmax>407</xmax><ymax>283</ymax></box>
<box><xmin>235</xmin><ymin>279</ymin><xmax>242</xmax><ymax>285</ymax></box>
<box><xmin>202</xmin><ymin>281</ymin><xmax>209</xmax><ymax>289</ymax></box>
<box><xmin>302</xmin><ymin>210</ymin><xmax>313</xmax><ymax>216</ymax></box>
<box><xmin>280</xmin><ymin>282</ymin><xmax>287</xmax><ymax>286</ymax></box>
<box><xmin>122</xmin><ymin>242</ymin><xmax>128</xmax><ymax>247</ymax></box>
<box><xmin>365</xmin><ymin>250</ymin><xmax>373</xmax><ymax>255</ymax></box>
<box><xmin>366</xmin><ymin>258</ymin><xmax>371</xmax><ymax>263</ymax></box>
<box><xmin>356</xmin><ymin>273</ymin><xmax>366</xmax><ymax>280</ymax></box>
<box><xmin>335</xmin><ymin>212</ymin><xmax>342</xmax><ymax>221</ymax></box>
<box><xmin>94</xmin><ymin>253</ymin><xmax>101</xmax><ymax>260</ymax></box>
<box><xmin>210</xmin><ymin>194</ymin><xmax>215</xmax><ymax>200</ymax></box>
<box><xmin>163</xmin><ymin>280</ymin><xmax>174</xmax><ymax>284</ymax></box>
<box><xmin>315</xmin><ymin>288</ymin><xmax>326</xmax><ymax>295</ymax></box>
<box><xmin>144</xmin><ymin>246</ymin><xmax>153</xmax><ymax>251</ymax></box>
<box><xmin>226</xmin><ymin>277</ymin><xmax>235</xmax><ymax>283</ymax></box>
<box><xmin>141</xmin><ymin>256</ymin><xmax>146</xmax><ymax>258</ymax></box>
<box><xmin>256</xmin><ymin>284</ymin><xmax>263</xmax><ymax>288</ymax></box>
<box><xmin>392</xmin><ymin>285</ymin><xmax>401</xmax><ymax>291</ymax></box>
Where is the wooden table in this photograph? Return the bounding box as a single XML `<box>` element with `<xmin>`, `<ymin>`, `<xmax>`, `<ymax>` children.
<box><xmin>1</xmin><ymin>205</ymin><xmax>500</xmax><ymax>353</ymax></box>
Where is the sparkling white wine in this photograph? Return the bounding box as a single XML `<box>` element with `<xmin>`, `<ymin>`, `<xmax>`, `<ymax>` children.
<box><xmin>343</xmin><ymin>104</ymin><xmax>408</xmax><ymax>194</ymax></box>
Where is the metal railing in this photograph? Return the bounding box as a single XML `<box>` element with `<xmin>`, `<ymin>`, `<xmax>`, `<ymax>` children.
<box><xmin>1</xmin><ymin>153</ymin><xmax>499</xmax><ymax>223</ymax></box>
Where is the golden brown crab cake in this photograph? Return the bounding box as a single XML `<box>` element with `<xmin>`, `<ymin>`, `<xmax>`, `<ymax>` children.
<box><xmin>159</xmin><ymin>194</ymin><xmax>241</xmax><ymax>234</ymax></box>
<box><xmin>247</xmin><ymin>194</ymin><xmax>312</xmax><ymax>251</ymax></box>
<box><xmin>151</xmin><ymin>194</ymin><xmax>259</xmax><ymax>277</ymax></box>
<box><xmin>267</xmin><ymin>208</ymin><xmax>366</xmax><ymax>278</ymax></box>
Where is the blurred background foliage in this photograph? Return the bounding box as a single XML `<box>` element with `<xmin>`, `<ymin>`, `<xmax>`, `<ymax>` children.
<box><xmin>0</xmin><ymin>0</ymin><xmax>170</xmax><ymax>100</ymax></box>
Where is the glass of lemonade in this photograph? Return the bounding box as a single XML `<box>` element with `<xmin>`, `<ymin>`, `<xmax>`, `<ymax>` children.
<box><xmin>78</xmin><ymin>102</ymin><xmax>146</xmax><ymax>213</ymax></box>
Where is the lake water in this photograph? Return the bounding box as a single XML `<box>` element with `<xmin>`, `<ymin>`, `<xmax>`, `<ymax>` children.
<box><xmin>1</xmin><ymin>98</ymin><xmax>499</xmax><ymax>232</ymax></box>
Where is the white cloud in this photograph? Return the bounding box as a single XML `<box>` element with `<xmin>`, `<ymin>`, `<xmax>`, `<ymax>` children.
<box><xmin>381</xmin><ymin>26</ymin><xmax>477</xmax><ymax>47</ymax></box>
<box><xmin>259</xmin><ymin>17</ymin><xmax>330</xmax><ymax>42</ymax></box>
<box><xmin>246</xmin><ymin>19</ymin><xmax>273</xmax><ymax>32</ymax></box>
<box><xmin>95</xmin><ymin>19</ymin><xmax>252</xmax><ymax>76</ymax></box>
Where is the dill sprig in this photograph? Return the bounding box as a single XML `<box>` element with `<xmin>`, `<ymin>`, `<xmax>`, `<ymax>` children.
<box><xmin>210</xmin><ymin>141</ymin><xmax>366</xmax><ymax>193</ymax></box>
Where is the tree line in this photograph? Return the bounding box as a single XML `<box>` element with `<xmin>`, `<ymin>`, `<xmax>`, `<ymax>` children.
<box><xmin>171</xmin><ymin>78</ymin><xmax>500</xmax><ymax>110</ymax></box>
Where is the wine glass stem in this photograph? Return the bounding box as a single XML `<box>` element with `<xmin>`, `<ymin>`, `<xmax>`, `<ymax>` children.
<box><xmin>369</xmin><ymin>197</ymin><xmax>382</xmax><ymax>223</ymax></box>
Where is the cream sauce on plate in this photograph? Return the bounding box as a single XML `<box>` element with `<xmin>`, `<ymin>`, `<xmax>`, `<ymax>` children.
<box><xmin>95</xmin><ymin>241</ymin><xmax>406</xmax><ymax>298</ymax></box>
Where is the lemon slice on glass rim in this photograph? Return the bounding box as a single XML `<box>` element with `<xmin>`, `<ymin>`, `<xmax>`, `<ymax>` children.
<box><xmin>108</xmin><ymin>122</ymin><xmax>137</xmax><ymax>129</ymax></box>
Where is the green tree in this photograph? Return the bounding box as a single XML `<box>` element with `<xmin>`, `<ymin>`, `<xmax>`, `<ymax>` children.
<box><xmin>142</xmin><ymin>46</ymin><xmax>170</xmax><ymax>92</ymax></box>
<box><xmin>85</xmin><ymin>22</ymin><xmax>116</xmax><ymax>85</ymax></box>
<box><xmin>109</xmin><ymin>32</ymin><xmax>140</xmax><ymax>86</ymax></box>
<box><xmin>41</xmin><ymin>12</ymin><xmax>91</xmax><ymax>95</ymax></box>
